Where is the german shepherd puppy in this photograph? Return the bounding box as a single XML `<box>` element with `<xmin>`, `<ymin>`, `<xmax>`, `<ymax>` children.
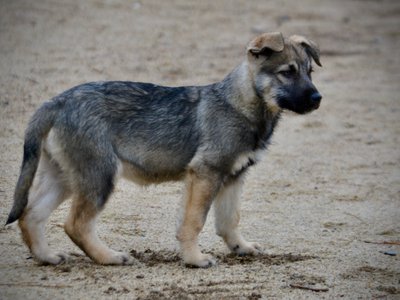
<box><xmin>6</xmin><ymin>32</ymin><xmax>322</xmax><ymax>267</ymax></box>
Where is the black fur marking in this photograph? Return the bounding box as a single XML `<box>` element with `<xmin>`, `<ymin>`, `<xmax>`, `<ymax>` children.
<box><xmin>229</xmin><ymin>156</ymin><xmax>257</xmax><ymax>180</ymax></box>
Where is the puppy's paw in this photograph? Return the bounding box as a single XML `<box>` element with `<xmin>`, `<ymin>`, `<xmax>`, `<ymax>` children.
<box><xmin>231</xmin><ymin>241</ymin><xmax>263</xmax><ymax>256</ymax></box>
<box><xmin>98</xmin><ymin>251</ymin><xmax>137</xmax><ymax>265</ymax></box>
<box><xmin>116</xmin><ymin>252</ymin><xmax>136</xmax><ymax>265</ymax></box>
<box><xmin>184</xmin><ymin>253</ymin><xmax>216</xmax><ymax>268</ymax></box>
<box><xmin>36</xmin><ymin>251</ymin><xmax>70</xmax><ymax>265</ymax></box>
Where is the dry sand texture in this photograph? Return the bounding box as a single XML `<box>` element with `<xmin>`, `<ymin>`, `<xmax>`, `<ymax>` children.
<box><xmin>0</xmin><ymin>0</ymin><xmax>399</xmax><ymax>299</ymax></box>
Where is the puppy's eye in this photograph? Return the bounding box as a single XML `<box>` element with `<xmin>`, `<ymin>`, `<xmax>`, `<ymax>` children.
<box><xmin>279</xmin><ymin>70</ymin><xmax>295</xmax><ymax>77</ymax></box>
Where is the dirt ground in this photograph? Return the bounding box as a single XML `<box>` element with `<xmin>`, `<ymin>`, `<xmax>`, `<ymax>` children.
<box><xmin>0</xmin><ymin>0</ymin><xmax>399</xmax><ymax>299</ymax></box>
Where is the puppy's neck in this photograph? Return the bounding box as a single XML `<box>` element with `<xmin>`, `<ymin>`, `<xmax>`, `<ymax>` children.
<box><xmin>218</xmin><ymin>62</ymin><xmax>281</xmax><ymax>124</ymax></box>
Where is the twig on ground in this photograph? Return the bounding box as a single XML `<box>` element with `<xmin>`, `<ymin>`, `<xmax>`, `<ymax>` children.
<box><xmin>289</xmin><ymin>283</ymin><xmax>329</xmax><ymax>292</ymax></box>
<box><xmin>343</xmin><ymin>212</ymin><xmax>367</xmax><ymax>224</ymax></box>
<box><xmin>0</xmin><ymin>282</ymin><xmax>73</xmax><ymax>288</ymax></box>
<box><xmin>363</xmin><ymin>240</ymin><xmax>400</xmax><ymax>245</ymax></box>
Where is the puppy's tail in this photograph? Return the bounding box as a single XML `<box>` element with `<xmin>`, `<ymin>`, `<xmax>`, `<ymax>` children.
<box><xmin>6</xmin><ymin>101</ymin><xmax>60</xmax><ymax>225</ymax></box>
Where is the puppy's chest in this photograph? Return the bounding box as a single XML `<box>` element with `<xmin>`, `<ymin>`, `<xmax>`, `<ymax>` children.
<box><xmin>230</xmin><ymin>150</ymin><xmax>263</xmax><ymax>177</ymax></box>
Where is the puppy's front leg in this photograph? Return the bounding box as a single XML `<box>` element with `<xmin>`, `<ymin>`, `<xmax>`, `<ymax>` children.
<box><xmin>214</xmin><ymin>177</ymin><xmax>262</xmax><ymax>256</ymax></box>
<box><xmin>177</xmin><ymin>170</ymin><xmax>220</xmax><ymax>268</ymax></box>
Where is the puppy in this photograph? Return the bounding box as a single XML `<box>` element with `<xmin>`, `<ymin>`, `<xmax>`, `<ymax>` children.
<box><xmin>6</xmin><ymin>32</ymin><xmax>322</xmax><ymax>267</ymax></box>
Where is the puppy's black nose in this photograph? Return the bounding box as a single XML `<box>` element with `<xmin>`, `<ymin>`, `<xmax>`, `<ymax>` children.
<box><xmin>310</xmin><ymin>92</ymin><xmax>322</xmax><ymax>103</ymax></box>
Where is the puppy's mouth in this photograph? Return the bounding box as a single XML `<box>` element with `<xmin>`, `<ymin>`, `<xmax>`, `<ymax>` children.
<box><xmin>297</xmin><ymin>106</ymin><xmax>317</xmax><ymax>114</ymax></box>
<box><xmin>301</xmin><ymin>101</ymin><xmax>321</xmax><ymax>114</ymax></box>
<box><xmin>276</xmin><ymin>97</ymin><xmax>321</xmax><ymax>114</ymax></box>
<box><xmin>311</xmin><ymin>101</ymin><xmax>320</xmax><ymax>110</ymax></box>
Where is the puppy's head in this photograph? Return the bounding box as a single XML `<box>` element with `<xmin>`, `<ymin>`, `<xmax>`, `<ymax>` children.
<box><xmin>247</xmin><ymin>32</ymin><xmax>322</xmax><ymax>114</ymax></box>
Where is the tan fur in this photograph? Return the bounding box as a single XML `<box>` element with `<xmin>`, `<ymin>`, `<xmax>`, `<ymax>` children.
<box><xmin>18</xmin><ymin>215</ymin><xmax>32</xmax><ymax>249</ymax></box>
<box><xmin>289</xmin><ymin>35</ymin><xmax>321</xmax><ymax>66</ymax></box>
<box><xmin>119</xmin><ymin>160</ymin><xmax>185</xmax><ymax>186</ymax></box>
<box><xmin>176</xmin><ymin>170</ymin><xmax>220</xmax><ymax>267</ymax></box>
<box><xmin>247</xmin><ymin>32</ymin><xmax>284</xmax><ymax>54</ymax></box>
<box><xmin>18</xmin><ymin>151</ymin><xmax>70</xmax><ymax>264</ymax></box>
<box><xmin>64</xmin><ymin>196</ymin><xmax>133</xmax><ymax>265</ymax></box>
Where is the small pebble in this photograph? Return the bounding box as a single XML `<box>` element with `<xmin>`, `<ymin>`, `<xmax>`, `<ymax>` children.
<box><xmin>60</xmin><ymin>266</ymin><xmax>71</xmax><ymax>272</ymax></box>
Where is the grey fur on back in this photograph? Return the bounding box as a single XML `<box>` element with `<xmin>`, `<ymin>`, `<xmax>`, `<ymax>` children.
<box><xmin>53</xmin><ymin>76</ymin><xmax>278</xmax><ymax>177</ymax></box>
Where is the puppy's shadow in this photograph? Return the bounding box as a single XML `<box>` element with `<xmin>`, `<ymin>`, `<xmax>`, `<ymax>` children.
<box><xmin>129</xmin><ymin>249</ymin><xmax>316</xmax><ymax>267</ymax></box>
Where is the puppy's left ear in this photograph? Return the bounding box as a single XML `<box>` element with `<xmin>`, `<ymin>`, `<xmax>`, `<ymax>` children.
<box><xmin>247</xmin><ymin>32</ymin><xmax>284</xmax><ymax>59</ymax></box>
<box><xmin>290</xmin><ymin>35</ymin><xmax>322</xmax><ymax>67</ymax></box>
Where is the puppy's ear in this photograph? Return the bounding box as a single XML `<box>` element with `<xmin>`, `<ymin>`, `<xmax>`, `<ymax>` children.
<box><xmin>290</xmin><ymin>35</ymin><xmax>322</xmax><ymax>67</ymax></box>
<box><xmin>247</xmin><ymin>32</ymin><xmax>284</xmax><ymax>59</ymax></box>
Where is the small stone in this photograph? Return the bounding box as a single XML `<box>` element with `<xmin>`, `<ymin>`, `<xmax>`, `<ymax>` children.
<box><xmin>60</xmin><ymin>266</ymin><xmax>71</xmax><ymax>272</ymax></box>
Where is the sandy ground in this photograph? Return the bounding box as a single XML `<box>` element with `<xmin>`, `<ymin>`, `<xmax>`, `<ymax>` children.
<box><xmin>0</xmin><ymin>0</ymin><xmax>399</xmax><ymax>299</ymax></box>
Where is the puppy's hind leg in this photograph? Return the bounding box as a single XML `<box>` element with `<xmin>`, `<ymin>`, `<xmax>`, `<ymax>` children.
<box><xmin>64</xmin><ymin>194</ymin><xmax>134</xmax><ymax>265</ymax></box>
<box><xmin>64</xmin><ymin>161</ymin><xmax>134</xmax><ymax>265</ymax></box>
<box><xmin>214</xmin><ymin>177</ymin><xmax>262</xmax><ymax>256</ymax></box>
<box><xmin>19</xmin><ymin>152</ymin><xmax>71</xmax><ymax>265</ymax></box>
